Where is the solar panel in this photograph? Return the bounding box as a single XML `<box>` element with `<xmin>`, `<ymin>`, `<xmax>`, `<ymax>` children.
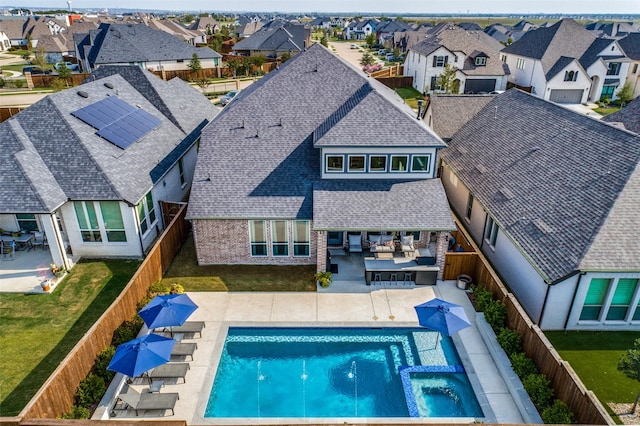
<box><xmin>72</xmin><ymin>96</ymin><xmax>161</xmax><ymax>149</ymax></box>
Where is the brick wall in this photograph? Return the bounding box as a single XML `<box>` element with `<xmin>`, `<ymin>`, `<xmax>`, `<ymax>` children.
<box><xmin>192</xmin><ymin>218</ymin><xmax>317</xmax><ymax>265</ymax></box>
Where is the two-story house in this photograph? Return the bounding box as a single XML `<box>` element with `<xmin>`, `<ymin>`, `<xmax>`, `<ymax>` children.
<box><xmin>501</xmin><ymin>19</ymin><xmax>630</xmax><ymax>103</ymax></box>
<box><xmin>618</xmin><ymin>33</ymin><xmax>640</xmax><ymax>99</ymax></box>
<box><xmin>344</xmin><ymin>19</ymin><xmax>377</xmax><ymax>40</ymax></box>
<box><xmin>439</xmin><ymin>89</ymin><xmax>640</xmax><ymax>330</ymax></box>
<box><xmin>186</xmin><ymin>43</ymin><xmax>455</xmax><ymax>275</ymax></box>
<box><xmin>403</xmin><ymin>24</ymin><xmax>509</xmax><ymax>94</ymax></box>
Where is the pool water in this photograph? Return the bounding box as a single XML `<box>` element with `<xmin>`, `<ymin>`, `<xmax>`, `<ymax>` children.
<box><xmin>205</xmin><ymin>327</ymin><xmax>483</xmax><ymax>418</ymax></box>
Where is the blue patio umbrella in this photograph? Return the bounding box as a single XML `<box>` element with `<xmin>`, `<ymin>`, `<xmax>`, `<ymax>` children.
<box><xmin>138</xmin><ymin>293</ymin><xmax>198</xmax><ymax>330</ymax></box>
<box><xmin>107</xmin><ymin>333</ymin><xmax>175</xmax><ymax>378</ymax></box>
<box><xmin>414</xmin><ymin>298</ymin><xmax>472</xmax><ymax>336</ymax></box>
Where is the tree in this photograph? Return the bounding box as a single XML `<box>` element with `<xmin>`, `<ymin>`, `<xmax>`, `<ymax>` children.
<box><xmin>618</xmin><ymin>338</ymin><xmax>640</xmax><ymax>414</ymax></box>
<box><xmin>365</xmin><ymin>32</ymin><xmax>377</xmax><ymax>48</ymax></box>
<box><xmin>320</xmin><ymin>36</ymin><xmax>328</xmax><ymax>47</ymax></box>
<box><xmin>280</xmin><ymin>52</ymin><xmax>291</xmax><ymax>63</ymax></box>
<box><xmin>436</xmin><ymin>63</ymin><xmax>459</xmax><ymax>94</ymax></box>
<box><xmin>226</xmin><ymin>56</ymin><xmax>242</xmax><ymax>78</ymax></box>
<box><xmin>195</xmin><ymin>78</ymin><xmax>210</xmax><ymax>93</ymax></box>
<box><xmin>181</xmin><ymin>14</ymin><xmax>194</xmax><ymax>24</ymax></box>
<box><xmin>617</xmin><ymin>81</ymin><xmax>634</xmax><ymax>105</ymax></box>
<box><xmin>360</xmin><ymin>52</ymin><xmax>376</xmax><ymax>66</ymax></box>
<box><xmin>32</xmin><ymin>45</ymin><xmax>48</xmax><ymax>70</ymax></box>
<box><xmin>56</xmin><ymin>62</ymin><xmax>72</xmax><ymax>87</ymax></box>
<box><xmin>188</xmin><ymin>53</ymin><xmax>202</xmax><ymax>74</ymax></box>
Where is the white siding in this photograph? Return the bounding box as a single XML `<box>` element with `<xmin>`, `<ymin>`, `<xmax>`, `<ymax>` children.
<box><xmin>544</xmin><ymin>61</ymin><xmax>590</xmax><ymax>103</ymax></box>
<box><xmin>540</xmin><ymin>275</ymin><xmax>579</xmax><ymax>329</ymax></box>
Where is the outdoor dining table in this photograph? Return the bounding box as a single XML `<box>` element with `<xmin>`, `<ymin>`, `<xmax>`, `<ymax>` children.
<box><xmin>0</xmin><ymin>233</ymin><xmax>34</xmax><ymax>251</ymax></box>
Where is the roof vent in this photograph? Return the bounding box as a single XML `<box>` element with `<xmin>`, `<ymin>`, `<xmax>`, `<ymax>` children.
<box><xmin>104</xmin><ymin>82</ymin><xmax>114</xmax><ymax>89</ymax></box>
<box><xmin>457</xmin><ymin>146</ymin><xmax>468</xmax><ymax>155</ymax></box>
<box><xmin>530</xmin><ymin>146</ymin><xmax>541</xmax><ymax>153</ymax></box>
<box><xmin>499</xmin><ymin>187</ymin><xmax>514</xmax><ymax>200</ymax></box>
<box><xmin>475</xmin><ymin>164</ymin><xmax>487</xmax><ymax>174</ymax></box>
<box><xmin>533</xmin><ymin>218</ymin><xmax>553</xmax><ymax>235</ymax></box>
<box><xmin>77</xmin><ymin>90</ymin><xmax>89</xmax><ymax>98</ymax></box>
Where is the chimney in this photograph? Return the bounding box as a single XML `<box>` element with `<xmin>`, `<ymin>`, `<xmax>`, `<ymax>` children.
<box><xmin>417</xmin><ymin>99</ymin><xmax>423</xmax><ymax>119</ymax></box>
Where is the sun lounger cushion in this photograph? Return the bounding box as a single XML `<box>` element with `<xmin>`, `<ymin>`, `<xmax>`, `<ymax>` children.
<box><xmin>169</xmin><ymin>321</ymin><xmax>205</xmax><ymax>337</ymax></box>
<box><xmin>148</xmin><ymin>362</ymin><xmax>190</xmax><ymax>383</ymax></box>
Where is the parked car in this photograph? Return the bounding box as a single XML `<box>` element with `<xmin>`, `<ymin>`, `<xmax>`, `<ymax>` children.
<box><xmin>219</xmin><ymin>90</ymin><xmax>240</xmax><ymax>106</ymax></box>
<box><xmin>22</xmin><ymin>66</ymin><xmax>51</xmax><ymax>75</ymax></box>
<box><xmin>350</xmin><ymin>44</ymin><xmax>358</xmax><ymax>49</ymax></box>
<box><xmin>55</xmin><ymin>61</ymin><xmax>80</xmax><ymax>72</ymax></box>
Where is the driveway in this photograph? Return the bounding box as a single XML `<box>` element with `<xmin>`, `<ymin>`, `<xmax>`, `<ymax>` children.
<box><xmin>329</xmin><ymin>41</ymin><xmax>366</xmax><ymax>69</ymax></box>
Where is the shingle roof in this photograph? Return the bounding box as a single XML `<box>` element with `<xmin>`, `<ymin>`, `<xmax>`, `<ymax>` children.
<box><xmin>84</xmin><ymin>23</ymin><xmax>220</xmax><ymax>66</ymax></box>
<box><xmin>578</xmin><ymin>38</ymin><xmax>616</xmax><ymax>70</ymax></box>
<box><xmin>313</xmin><ymin>180</ymin><xmax>454</xmax><ymax>230</ymax></box>
<box><xmin>618</xmin><ymin>33</ymin><xmax>640</xmax><ymax>60</ymax></box>
<box><xmin>187</xmin><ymin>44</ymin><xmax>449</xmax><ymax>221</ymax></box>
<box><xmin>428</xmin><ymin>94</ymin><xmax>495</xmax><ymax>140</ymax></box>
<box><xmin>233</xmin><ymin>23</ymin><xmax>307</xmax><ymax>53</ymax></box>
<box><xmin>440</xmin><ymin>89</ymin><xmax>640</xmax><ymax>283</ymax></box>
<box><xmin>602</xmin><ymin>98</ymin><xmax>640</xmax><ymax>134</ymax></box>
<box><xmin>0</xmin><ymin>70</ymin><xmax>217</xmax><ymax>213</ymax></box>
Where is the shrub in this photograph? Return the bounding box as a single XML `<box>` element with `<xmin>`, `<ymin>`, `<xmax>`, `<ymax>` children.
<box><xmin>112</xmin><ymin>316</ymin><xmax>144</xmax><ymax>347</ymax></box>
<box><xmin>509</xmin><ymin>352</ymin><xmax>538</xmax><ymax>378</ymax></box>
<box><xmin>496</xmin><ymin>327</ymin><xmax>522</xmax><ymax>357</ymax></box>
<box><xmin>136</xmin><ymin>295</ymin><xmax>152</xmax><ymax>311</ymax></box>
<box><xmin>60</xmin><ymin>405</ymin><xmax>90</xmax><ymax>419</ymax></box>
<box><xmin>541</xmin><ymin>399</ymin><xmax>575</xmax><ymax>424</ymax></box>
<box><xmin>94</xmin><ymin>346</ymin><xmax>115</xmax><ymax>382</ymax></box>
<box><xmin>169</xmin><ymin>283</ymin><xmax>184</xmax><ymax>294</ymax></box>
<box><xmin>473</xmin><ymin>285</ymin><xmax>493</xmax><ymax>312</ymax></box>
<box><xmin>76</xmin><ymin>373</ymin><xmax>106</xmax><ymax>407</ymax></box>
<box><xmin>484</xmin><ymin>299</ymin><xmax>507</xmax><ymax>332</ymax></box>
<box><xmin>314</xmin><ymin>271</ymin><xmax>332</xmax><ymax>287</ymax></box>
<box><xmin>149</xmin><ymin>280</ymin><xmax>169</xmax><ymax>295</ymax></box>
<box><xmin>14</xmin><ymin>79</ymin><xmax>25</xmax><ymax>88</ymax></box>
<box><xmin>522</xmin><ymin>373</ymin><xmax>554</xmax><ymax>409</ymax></box>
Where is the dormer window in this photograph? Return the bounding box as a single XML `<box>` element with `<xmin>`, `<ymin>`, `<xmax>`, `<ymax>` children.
<box><xmin>475</xmin><ymin>56</ymin><xmax>486</xmax><ymax>66</ymax></box>
<box><xmin>564</xmin><ymin>70</ymin><xmax>578</xmax><ymax>81</ymax></box>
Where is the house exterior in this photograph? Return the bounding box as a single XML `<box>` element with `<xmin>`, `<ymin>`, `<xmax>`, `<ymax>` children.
<box><xmin>501</xmin><ymin>19</ymin><xmax>631</xmax><ymax>103</ymax></box>
<box><xmin>375</xmin><ymin>20</ymin><xmax>413</xmax><ymax>46</ymax></box>
<box><xmin>439</xmin><ymin>89</ymin><xmax>640</xmax><ymax>330</ymax></box>
<box><xmin>618</xmin><ymin>33</ymin><xmax>640</xmax><ymax>99</ymax></box>
<box><xmin>0</xmin><ymin>67</ymin><xmax>217</xmax><ymax>271</ymax></box>
<box><xmin>187</xmin><ymin>44</ymin><xmax>455</xmax><ymax>275</ymax></box>
<box><xmin>146</xmin><ymin>18</ymin><xmax>206</xmax><ymax>45</ymax></box>
<box><xmin>232</xmin><ymin>22</ymin><xmax>311</xmax><ymax>59</ymax></box>
<box><xmin>74</xmin><ymin>23</ymin><xmax>222</xmax><ymax>73</ymax></box>
<box><xmin>37</xmin><ymin>21</ymin><xmax>98</xmax><ymax>64</ymax></box>
<box><xmin>404</xmin><ymin>24</ymin><xmax>509</xmax><ymax>95</ymax></box>
<box><xmin>0</xmin><ymin>31</ymin><xmax>9</xmax><ymax>51</ymax></box>
<box><xmin>0</xmin><ymin>16</ymin><xmax>67</xmax><ymax>47</ymax></box>
<box><xmin>344</xmin><ymin>19</ymin><xmax>377</xmax><ymax>40</ymax></box>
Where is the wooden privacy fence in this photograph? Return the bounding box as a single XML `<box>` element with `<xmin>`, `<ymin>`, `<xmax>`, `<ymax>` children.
<box><xmin>0</xmin><ymin>107</ymin><xmax>24</xmax><ymax>123</ymax></box>
<box><xmin>29</xmin><ymin>73</ymin><xmax>89</xmax><ymax>88</ymax></box>
<box><xmin>370</xmin><ymin>64</ymin><xmax>404</xmax><ymax>78</ymax></box>
<box><xmin>18</xmin><ymin>204</ymin><xmax>190</xmax><ymax>420</ymax></box>
<box><xmin>375</xmin><ymin>76</ymin><xmax>413</xmax><ymax>90</ymax></box>
<box><xmin>444</xmin><ymin>220</ymin><xmax>613</xmax><ymax>425</ymax></box>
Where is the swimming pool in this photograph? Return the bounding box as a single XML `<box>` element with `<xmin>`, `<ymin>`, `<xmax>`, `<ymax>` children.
<box><xmin>204</xmin><ymin>327</ymin><xmax>484</xmax><ymax>419</ymax></box>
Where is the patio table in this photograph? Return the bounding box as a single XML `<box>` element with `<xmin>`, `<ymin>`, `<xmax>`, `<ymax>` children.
<box><xmin>364</xmin><ymin>257</ymin><xmax>439</xmax><ymax>285</ymax></box>
<box><xmin>0</xmin><ymin>233</ymin><xmax>34</xmax><ymax>251</ymax></box>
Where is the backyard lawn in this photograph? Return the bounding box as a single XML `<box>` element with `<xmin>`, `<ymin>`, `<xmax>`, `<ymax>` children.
<box><xmin>394</xmin><ymin>86</ymin><xmax>424</xmax><ymax>110</ymax></box>
<box><xmin>0</xmin><ymin>259</ymin><xmax>140</xmax><ymax>416</ymax></box>
<box><xmin>158</xmin><ymin>233</ymin><xmax>317</xmax><ymax>292</ymax></box>
<box><xmin>546</xmin><ymin>331</ymin><xmax>640</xmax><ymax>409</ymax></box>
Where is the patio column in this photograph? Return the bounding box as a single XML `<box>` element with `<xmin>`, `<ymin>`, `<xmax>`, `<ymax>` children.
<box><xmin>39</xmin><ymin>214</ymin><xmax>67</xmax><ymax>270</ymax></box>
<box><xmin>316</xmin><ymin>230</ymin><xmax>327</xmax><ymax>273</ymax></box>
<box><xmin>435</xmin><ymin>231</ymin><xmax>449</xmax><ymax>280</ymax></box>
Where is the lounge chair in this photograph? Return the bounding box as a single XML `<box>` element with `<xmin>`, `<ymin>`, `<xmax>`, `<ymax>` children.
<box><xmin>348</xmin><ymin>234</ymin><xmax>362</xmax><ymax>254</ymax></box>
<box><xmin>171</xmin><ymin>342</ymin><xmax>197</xmax><ymax>361</ymax></box>
<box><xmin>115</xmin><ymin>386</ymin><xmax>179</xmax><ymax>416</ymax></box>
<box><xmin>147</xmin><ymin>362</ymin><xmax>190</xmax><ymax>384</ymax></box>
<box><xmin>164</xmin><ymin>321</ymin><xmax>205</xmax><ymax>338</ymax></box>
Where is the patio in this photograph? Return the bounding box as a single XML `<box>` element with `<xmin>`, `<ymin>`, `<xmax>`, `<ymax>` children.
<box><xmin>0</xmin><ymin>247</ymin><xmax>55</xmax><ymax>293</ymax></box>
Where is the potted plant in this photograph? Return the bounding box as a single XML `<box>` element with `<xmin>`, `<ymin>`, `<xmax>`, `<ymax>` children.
<box><xmin>50</xmin><ymin>263</ymin><xmax>65</xmax><ymax>277</ymax></box>
<box><xmin>315</xmin><ymin>271</ymin><xmax>333</xmax><ymax>288</ymax></box>
<box><xmin>40</xmin><ymin>280</ymin><xmax>51</xmax><ymax>291</ymax></box>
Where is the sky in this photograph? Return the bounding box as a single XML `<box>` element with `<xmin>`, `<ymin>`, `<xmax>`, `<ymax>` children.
<box><xmin>10</xmin><ymin>0</ymin><xmax>640</xmax><ymax>14</ymax></box>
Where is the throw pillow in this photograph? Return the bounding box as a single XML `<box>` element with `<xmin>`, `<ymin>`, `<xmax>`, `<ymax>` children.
<box><xmin>370</xmin><ymin>242</ymin><xmax>378</xmax><ymax>249</ymax></box>
<box><xmin>384</xmin><ymin>240</ymin><xmax>394</xmax><ymax>247</ymax></box>
<box><xmin>369</xmin><ymin>235</ymin><xmax>381</xmax><ymax>245</ymax></box>
<box><xmin>401</xmin><ymin>235</ymin><xmax>414</xmax><ymax>246</ymax></box>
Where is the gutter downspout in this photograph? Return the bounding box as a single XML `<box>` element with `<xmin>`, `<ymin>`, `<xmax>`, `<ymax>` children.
<box><xmin>133</xmin><ymin>205</ymin><xmax>145</xmax><ymax>257</ymax></box>
<box><xmin>563</xmin><ymin>272</ymin><xmax>585</xmax><ymax>331</ymax></box>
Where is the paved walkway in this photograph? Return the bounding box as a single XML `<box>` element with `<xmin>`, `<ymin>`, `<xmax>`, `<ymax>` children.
<box><xmin>95</xmin><ymin>281</ymin><xmax>533</xmax><ymax>424</ymax></box>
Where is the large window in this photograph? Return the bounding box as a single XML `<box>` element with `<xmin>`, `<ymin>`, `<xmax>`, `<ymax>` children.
<box><xmin>564</xmin><ymin>71</ymin><xmax>578</xmax><ymax>81</ymax></box>
<box><xmin>369</xmin><ymin>155</ymin><xmax>387</xmax><ymax>172</ymax></box>
<box><xmin>516</xmin><ymin>58</ymin><xmax>525</xmax><ymax>70</ymax></box>
<box><xmin>137</xmin><ymin>192</ymin><xmax>157</xmax><ymax>236</ymax></box>
<box><xmin>74</xmin><ymin>201</ymin><xmax>102</xmax><ymax>242</ymax></box>
<box><xmin>249</xmin><ymin>220</ymin><xmax>267</xmax><ymax>256</ymax></box>
<box><xmin>411</xmin><ymin>155</ymin><xmax>429</xmax><ymax>172</ymax></box>
<box><xmin>16</xmin><ymin>213</ymin><xmax>38</xmax><ymax>232</ymax></box>
<box><xmin>100</xmin><ymin>202</ymin><xmax>126</xmax><ymax>242</ymax></box>
<box><xmin>485</xmin><ymin>216</ymin><xmax>498</xmax><ymax>247</ymax></box>
<box><xmin>607</xmin><ymin>279</ymin><xmax>638</xmax><ymax>320</ymax></box>
<box><xmin>327</xmin><ymin>155</ymin><xmax>344</xmax><ymax>172</ymax></box>
<box><xmin>390</xmin><ymin>155</ymin><xmax>408</xmax><ymax>172</ymax></box>
<box><xmin>580</xmin><ymin>278</ymin><xmax>610</xmax><ymax>321</ymax></box>
<box><xmin>348</xmin><ymin>155</ymin><xmax>365</xmax><ymax>172</ymax></box>
<box><xmin>607</xmin><ymin>62</ymin><xmax>621</xmax><ymax>76</ymax></box>
<box><xmin>271</xmin><ymin>220</ymin><xmax>289</xmax><ymax>256</ymax></box>
<box><xmin>293</xmin><ymin>220</ymin><xmax>310</xmax><ymax>256</ymax></box>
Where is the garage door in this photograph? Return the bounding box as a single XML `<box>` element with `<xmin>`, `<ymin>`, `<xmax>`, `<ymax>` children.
<box><xmin>464</xmin><ymin>79</ymin><xmax>496</xmax><ymax>93</ymax></box>
<box><xmin>549</xmin><ymin>89</ymin><xmax>583</xmax><ymax>104</ymax></box>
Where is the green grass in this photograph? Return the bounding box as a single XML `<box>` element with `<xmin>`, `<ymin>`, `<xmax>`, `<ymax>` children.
<box><xmin>0</xmin><ymin>259</ymin><xmax>140</xmax><ymax>416</ymax></box>
<box><xmin>545</xmin><ymin>331</ymin><xmax>640</xmax><ymax>405</ymax></box>
<box><xmin>593</xmin><ymin>106</ymin><xmax>621</xmax><ymax>116</ymax></box>
<box><xmin>159</xmin><ymin>234</ymin><xmax>317</xmax><ymax>292</ymax></box>
<box><xmin>1</xmin><ymin>62</ymin><xmax>31</xmax><ymax>72</ymax></box>
<box><xmin>395</xmin><ymin>86</ymin><xmax>424</xmax><ymax>110</ymax></box>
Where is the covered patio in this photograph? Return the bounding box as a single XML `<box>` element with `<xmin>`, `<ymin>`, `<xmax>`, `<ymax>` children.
<box><xmin>0</xmin><ymin>247</ymin><xmax>56</xmax><ymax>293</ymax></box>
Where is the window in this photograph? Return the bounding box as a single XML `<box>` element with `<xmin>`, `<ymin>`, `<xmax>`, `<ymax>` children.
<box><xmin>408</xmin><ymin>231</ymin><xmax>421</xmax><ymax>241</ymax></box>
<box><xmin>607</xmin><ymin>279</ymin><xmax>638</xmax><ymax>320</ymax></box>
<box><xmin>607</xmin><ymin>62</ymin><xmax>621</xmax><ymax>76</ymax></box>
<box><xmin>485</xmin><ymin>216</ymin><xmax>498</xmax><ymax>247</ymax></box>
<box><xmin>74</xmin><ymin>201</ymin><xmax>101</xmax><ymax>242</ymax></box>
<box><xmin>327</xmin><ymin>155</ymin><xmax>344</xmax><ymax>172</ymax></box>
<box><xmin>271</xmin><ymin>220</ymin><xmax>289</xmax><ymax>256</ymax></box>
<box><xmin>601</xmin><ymin>85</ymin><xmax>616</xmax><ymax>100</ymax></box>
<box><xmin>411</xmin><ymin>155</ymin><xmax>429</xmax><ymax>172</ymax></box>
<box><xmin>516</xmin><ymin>58</ymin><xmax>525</xmax><ymax>70</ymax></box>
<box><xmin>100</xmin><ymin>201</ymin><xmax>126</xmax><ymax>242</ymax></box>
<box><xmin>564</xmin><ymin>70</ymin><xmax>578</xmax><ymax>81</ymax></box>
<box><xmin>369</xmin><ymin>155</ymin><xmax>387</xmax><ymax>172</ymax></box>
<box><xmin>178</xmin><ymin>158</ymin><xmax>186</xmax><ymax>187</ymax></box>
<box><xmin>293</xmin><ymin>220</ymin><xmax>310</xmax><ymax>256</ymax></box>
<box><xmin>16</xmin><ymin>213</ymin><xmax>38</xmax><ymax>232</ymax></box>
<box><xmin>500</xmin><ymin>54</ymin><xmax>507</xmax><ymax>63</ymax></box>
<box><xmin>580</xmin><ymin>278</ymin><xmax>610</xmax><ymax>320</ymax></box>
<box><xmin>475</xmin><ymin>56</ymin><xmax>486</xmax><ymax>66</ymax></box>
<box><xmin>249</xmin><ymin>220</ymin><xmax>267</xmax><ymax>256</ymax></box>
<box><xmin>633</xmin><ymin>64</ymin><xmax>638</xmax><ymax>74</ymax></box>
<box><xmin>433</xmin><ymin>55</ymin><xmax>448</xmax><ymax>67</ymax></box>
<box><xmin>137</xmin><ymin>192</ymin><xmax>156</xmax><ymax>236</ymax></box>
<box><xmin>348</xmin><ymin>155</ymin><xmax>365</xmax><ymax>172</ymax></box>
<box><xmin>390</xmin><ymin>155</ymin><xmax>408</xmax><ymax>172</ymax></box>
<box><xmin>465</xmin><ymin>194</ymin><xmax>474</xmax><ymax>220</ymax></box>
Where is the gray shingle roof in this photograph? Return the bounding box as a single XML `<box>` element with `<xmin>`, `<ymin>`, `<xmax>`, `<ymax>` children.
<box><xmin>618</xmin><ymin>33</ymin><xmax>640</xmax><ymax>60</ymax></box>
<box><xmin>578</xmin><ymin>38</ymin><xmax>616</xmax><ymax>70</ymax></box>
<box><xmin>0</xmin><ymin>70</ymin><xmax>217</xmax><ymax>214</ymax></box>
<box><xmin>84</xmin><ymin>23</ymin><xmax>220</xmax><ymax>66</ymax></box>
<box><xmin>602</xmin><ymin>98</ymin><xmax>640</xmax><ymax>134</ymax></box>
<box><xmin>313</xmin><ymin>179</ymin><xmax>454</xmax><ymax>230</ymax></box>
<box><xmin>440</xmin><ymin>89</ymin><xmax>640</xmax><ymax>283</ymax></box>
<box><xmin>233</xmin><ymin>23</ymin><xmax>307</xmax><ymax>54</ymax></box>
<box><xmin>187</xmin><ymin>44</ymin><xmax>450</xmax><ymax>222</ymax></box>
<box><xmin>428</xmin><ymin>94</ymin><xmax>495</xmax><ymax>140</ymax></box>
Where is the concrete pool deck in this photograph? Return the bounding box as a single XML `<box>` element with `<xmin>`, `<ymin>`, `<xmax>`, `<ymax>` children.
<box><xmin>97</xmin><ymin>280</ymin><xmax>537</xmax><ymax>424</ymax></box>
